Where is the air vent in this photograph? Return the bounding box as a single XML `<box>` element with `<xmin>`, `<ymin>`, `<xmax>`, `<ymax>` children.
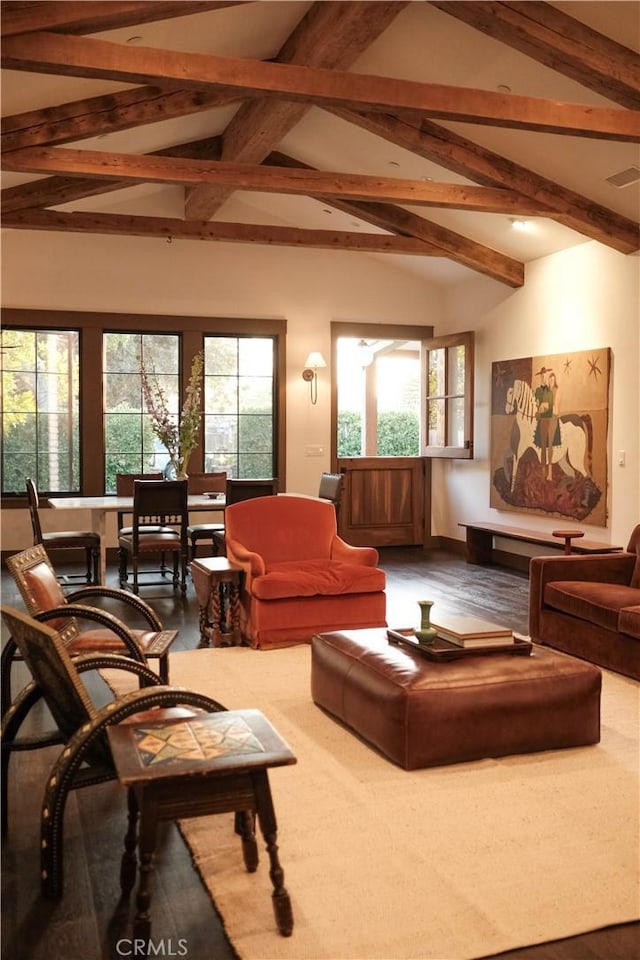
<box><xmin>605</xmin><ymin>165</ymin><xmax>640</xmax><ymax>188</ymax></box>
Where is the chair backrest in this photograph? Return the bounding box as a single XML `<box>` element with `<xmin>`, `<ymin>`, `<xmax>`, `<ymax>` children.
<box><xmin>318</xmin><ymin>473</ymin><xmax>344</xmax><ymax>516</ymax></box>
<box><xmin>225</xmin><ymin>495</ymin><xmax>336</xmax><ymax>564</ymax></box>
<box><xmin>115</xmin><ymin>472</ymin><xmax>162</xmax><ymax>496</ymax></box>
<box><xmin>226</xmin><ymin>478</ymin><xmax>279</xmax><ymax>505</ymax></box>
<box><xmin>132</xmin><ymin>479</ymin><xmax>188</xmax><ymax>543</ymax></box>
<box><xmin>1</xmin><ymin>606</ymin><xmax>96</xmax><ymax>741</ymax></box>
<box><xmin>25</xmin><ymin>477</ymin><xmax>43</xmax><ymax>544</ymax></box>
<box><xmin>5</xmin><ymin>545</ymin><xmax>75</xmax><ymax>633</ymax></box>
<box><xmin>187</xmin><ymin>472</ymin><xmax>227</xmax><ymax>495</ymax></box>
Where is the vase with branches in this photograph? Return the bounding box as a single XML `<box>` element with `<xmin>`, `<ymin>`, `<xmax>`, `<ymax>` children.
<box><xmin>140</xmin><ymin>350</ymin><xmax>204</xmax><ymax>480</ymax></box>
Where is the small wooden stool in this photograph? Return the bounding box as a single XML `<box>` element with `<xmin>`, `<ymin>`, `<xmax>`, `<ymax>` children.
<box><xmin>190</xmin><ymin>556</ymin><xmax>243</xmax><ymax>646</ymax></box>
<box><xmin>552</xmin><ymin>529</ymin><xmax>585</xmax><ymax>555</ymax></box>
<box><xmin>107</xmin><ymin>708</ymin><xmax>297</xmax><ymax>944</ymax></box>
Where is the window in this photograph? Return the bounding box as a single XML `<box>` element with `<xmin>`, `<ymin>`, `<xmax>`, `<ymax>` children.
<box><xmin>103</xmin><ymin>333</ymin><xmax>180</xmax><ymax>492</ymax></box>
<box><xmin>1</xmin><ymin>328</ymin><xmax>80</xmax><ymax>494</ymax></box>
<box><xmin>423</xmin><ymin>331</ymin><xmax>474</xmax><ymax>458</ymax></box>
<box><xmin>204</xmin><ymin>336</ymin><xmax>275</xmax><ymax>477</ymax></box>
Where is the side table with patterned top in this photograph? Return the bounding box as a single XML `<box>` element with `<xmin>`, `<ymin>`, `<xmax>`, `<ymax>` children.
<box><xmin>190</xmin><ymin>556</ymin><xmax>243</xmax><ymax>646</ymax></box>
<box><xmin>107</xmin><ymin>708</ymin><xmax>297</xmax><ymax>943</ymax></box>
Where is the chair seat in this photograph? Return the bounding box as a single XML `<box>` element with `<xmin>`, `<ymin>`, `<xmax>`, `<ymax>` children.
<box><xmin>188</xmin><ymin>523</ymin><xmax>225</xmax><ymax>536</ymax></box>
<box><xmin>118</xmin><ymin>525</ymin><xmax>167</xmax><ymax>536</ymax></box>
<box><xmin>67</xmin><ymin>627</ymin><xmax>174</xmax><ymax>655</ymax></box>
<box><xmin>42</xmin><ymin>530</ymin><xmax>100</xmax><ymax>548</ymax></box>
<box><xmin>251</xmin><ymin>559</ymin><xmax>386</xmax><ymax>601</ymax></box>
<box><xmin>119</xmin><ymin>530</ymin><xmax>182</xmax><ymax>552</ymax></box>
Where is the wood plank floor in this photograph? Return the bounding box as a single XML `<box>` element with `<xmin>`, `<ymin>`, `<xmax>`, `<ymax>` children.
<box><xmin>2</xmin><ymin>548</ymin><xmax>638</xmax><ymax>960</ymax></box>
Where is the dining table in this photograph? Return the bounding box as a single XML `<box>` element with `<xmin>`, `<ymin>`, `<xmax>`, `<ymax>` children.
<box><xmin>47</xmin><ymin>494</ymin><xmax>225</xmax><ymax>584</ymax></box>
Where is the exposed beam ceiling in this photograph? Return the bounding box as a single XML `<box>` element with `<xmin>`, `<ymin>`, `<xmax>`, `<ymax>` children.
<box><xmin>1</xmin><ymin>0</ymin><xmax>638</xmax><ymax>288</ymax></box>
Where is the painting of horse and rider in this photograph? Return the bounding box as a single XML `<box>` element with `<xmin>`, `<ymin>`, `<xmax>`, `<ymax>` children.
<box><xmin>490</xmin><ymin>348</ymin><xmax>610</xmax><ymax>525</ymax></box>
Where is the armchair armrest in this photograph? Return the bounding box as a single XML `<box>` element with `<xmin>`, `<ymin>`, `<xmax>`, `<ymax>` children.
<box><xmin>225</xmin><ymin>536</ymin><xmax>266</xmax><ymax>588</ymax></box>
<box><xmin>330</xmin><ymin>536</ymin><xmax>379</xmax><ymax>566</ymax></box>
<box><xmin>529</xmin><ymin>551</ymin><xmax>636</xmax><ymax>638</ymax></box>
<box><xmin>36</xmin><ymin>605</ymin><xmax>147</xmax><ymax>664</ymax></box>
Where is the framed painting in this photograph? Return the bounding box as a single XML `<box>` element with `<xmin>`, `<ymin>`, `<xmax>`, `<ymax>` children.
<box><xmin>490</xmin><ymin>348</ymin><xmax>611</xmax><ymax>526</ymax></box>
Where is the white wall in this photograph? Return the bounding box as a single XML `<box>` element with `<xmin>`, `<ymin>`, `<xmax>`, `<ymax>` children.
<box><xmin>2</xmin><ymin>231</ymin><xmax>638</xmax><ymax>553</ymax></box>
<box><xmin>1</xmin><ymin>229</ymin><xmax>444</xmax><ymax>549</ymax></box>
<box><xmin>433</xmin><ymin>241</ymin><xmax>640</xmax><ymax>549</ymax></box>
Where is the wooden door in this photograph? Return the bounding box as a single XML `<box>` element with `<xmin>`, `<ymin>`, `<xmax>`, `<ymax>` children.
<box><xmin>337</xmin><ymin>457</ymin><xmax>429</xmax><ymax>547</ymax></box>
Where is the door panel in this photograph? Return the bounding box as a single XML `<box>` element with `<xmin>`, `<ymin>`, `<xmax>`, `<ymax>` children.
<box><xmin>337</xmin><ymin>457</ymin><xmax>428</xmax><ymax>546</ymax></box>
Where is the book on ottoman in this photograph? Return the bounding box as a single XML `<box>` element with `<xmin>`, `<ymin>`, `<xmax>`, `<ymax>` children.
<box><xmin>430</xmin><ymin>613</ymin><xmax>515</xmax><ymax>648</ymax></box>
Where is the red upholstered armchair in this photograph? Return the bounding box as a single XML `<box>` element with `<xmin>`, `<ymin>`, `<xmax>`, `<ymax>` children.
<box><xmin>224</xmin><ymin>495</ymin><xmax>387</xmax><ymax>649</ymax></box>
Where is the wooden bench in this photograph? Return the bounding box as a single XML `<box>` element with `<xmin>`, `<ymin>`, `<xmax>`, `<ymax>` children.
<box><xmin>459</xmin><ymin>522</ymin><xmax>622</xmax><ymax>566</ymax></box>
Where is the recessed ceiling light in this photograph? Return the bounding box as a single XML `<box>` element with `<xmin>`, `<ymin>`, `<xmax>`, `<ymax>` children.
<box><xmin>126</xmin><ymin>35</ymin><xmax>143</xmax><ymax>44</ymax></box>
<box><xmin>497</xmin><ymin>84</ymin><xmax>511</xmax><ymax>93</ymax></box>
<box><xmin>388</xmin><ymin>160</ymin><xmax>400</xmax><ymax>167</ymax></box>
<box><xmin>510</xmin><ymin>218</ymin><xmax>531</xmax><ymax>232</ymax></box>
<box><xmin>322</xmin><ymin>208</ymin><xmax>333</xmax><ymax>214</ymax></box>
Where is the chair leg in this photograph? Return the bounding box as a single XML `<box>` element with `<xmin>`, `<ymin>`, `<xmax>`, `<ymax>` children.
<box><xmin>118</xmin><ymin>547</ymin><xmax>128</xmax><ymax>587</ymax></box>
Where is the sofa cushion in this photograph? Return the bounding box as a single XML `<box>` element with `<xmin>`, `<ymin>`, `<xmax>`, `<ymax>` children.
<box><xmin>619</xmin><ymin>605</ymin><xmax>640</xmax><ymax>640</ymax></box>
<box><xmin>251</xmin><ymin>559</ymin><xmax>386</xmax><ymax>601</ymax></box>
<box><xmin>544</xmin><ymin>580</ymin><xmax>640</xmax><ymax>632</ymax></box>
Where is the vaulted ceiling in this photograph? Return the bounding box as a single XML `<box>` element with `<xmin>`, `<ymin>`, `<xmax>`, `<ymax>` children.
<box><xmin>2</xmin><ymin>0</ymin><xmax>639</xmax><ymax>288</ymax></box>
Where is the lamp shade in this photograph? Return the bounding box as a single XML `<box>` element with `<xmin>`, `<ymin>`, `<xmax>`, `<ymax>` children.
<box><xmin>304</xmin><ymin>351</ymin><xmax>327</xmax><ymax>370</ymax></box>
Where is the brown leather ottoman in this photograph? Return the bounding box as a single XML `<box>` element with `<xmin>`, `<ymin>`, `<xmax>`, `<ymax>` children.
<box><xmin>311</xmin><ymin>628</ymin><xmax>601</xmax><ymax>770</ymax></box>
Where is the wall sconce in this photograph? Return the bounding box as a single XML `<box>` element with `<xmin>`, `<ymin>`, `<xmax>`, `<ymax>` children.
<box><xmin>302</xmin><ymin>351</ymin><xmax>327</xmax><ymax>405</ymax></box>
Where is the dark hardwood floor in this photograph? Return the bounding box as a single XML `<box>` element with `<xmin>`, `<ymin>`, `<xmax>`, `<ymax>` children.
<box><xmin>2</xmin><ymin>548</ymin><xmax>638</xmax><ymax>960</ymax></box>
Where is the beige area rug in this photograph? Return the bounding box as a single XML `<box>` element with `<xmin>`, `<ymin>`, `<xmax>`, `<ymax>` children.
<box><xmin>106</xmin><ymin>646</ymin><xmax>640</xmax><ymax>960</ymax></box>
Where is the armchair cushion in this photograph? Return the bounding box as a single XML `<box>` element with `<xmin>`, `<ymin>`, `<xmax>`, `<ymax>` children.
<box><xmin>619</xmin><ymin>606</ymin><xmax>640</xmax><ymax>639</ymax></box>
<box><xmin>251</xmin><ymin>558</ymin><xmax>386</xmax><ymax>601</ymax></box>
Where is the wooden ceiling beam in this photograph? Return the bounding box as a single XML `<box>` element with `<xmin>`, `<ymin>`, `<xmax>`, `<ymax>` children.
<box><xmin>1</xmin><ymin>144</ymin><xmax>552</xmax><ymax>215</ymax></box>
<box><xmin>1</xmin><ymin>136</ymin><xmax>222</xmax><ymax>211</ymax></box>
<box><xmin>331</xmin><ymin>109</ymin><xmax>640</xmax><ymax>253</ymax></box>
<box><xmin>186</xmin><ymin>0</ymin><xmax>409</xmax><ymax>219</ymax></box>
<box><xmin>268</xmin><ymin>152</ymin><xmax>524</xmax><ymax>287</ymax></box>
<box><xmin>0</xmin><ymin>207</ymin><xmax>449</xmax><ymax>257</ymax></box>
<box><xmin>1</xmin><ymin>2</ymin><xmax>244</xmax><ymax>38</ymax></box>
<box><xmin>1</xmin><ymin>84</ymin><xmax>240</xmax><ymax>153</ymax></box>
<box><xmin>3</xmin><ymin>31</ymin><xmax>638</xmax><ymax>141</ymax></box>
<box><xmin>429</xmin><ymin>1</ymin><xmax>640</xmax><ymax>109</ymax></box>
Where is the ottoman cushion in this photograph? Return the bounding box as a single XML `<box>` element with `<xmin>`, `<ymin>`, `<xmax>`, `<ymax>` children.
<box><xmin>311</xmin><ymin>629</ymin><xmax>601</xmax><ymax>770</ymax></box>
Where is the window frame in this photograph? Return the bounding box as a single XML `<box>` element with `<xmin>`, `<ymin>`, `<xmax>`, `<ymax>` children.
<box><xmin>1</xmin><ymin>309</ymin><xmax>286</xmax><ymax>501</ymax></box>
<box><xmin>422</xmin><ymin>330</ymin><xmax>475</xmax><ymax>459</ymax></box>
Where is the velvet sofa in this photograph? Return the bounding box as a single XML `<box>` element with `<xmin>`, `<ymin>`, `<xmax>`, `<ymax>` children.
<box><xmin>529</xmin><ymin>525</ymin><xmax>640</xmax><ymax>680</ymax></box>
<box><xmin>224</xmin><ymin>495</ymin><xmax>387</xmax><ymax>649</ymax></box>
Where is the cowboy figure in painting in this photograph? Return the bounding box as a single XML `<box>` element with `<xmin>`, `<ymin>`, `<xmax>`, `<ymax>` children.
<box><xmin>533</xmin><ymin>367</ymin><xmax>561</xmax><ymax>481</ymax></box>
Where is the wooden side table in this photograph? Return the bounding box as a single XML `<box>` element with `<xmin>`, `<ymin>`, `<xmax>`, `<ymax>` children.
<box><xmin>107</xmin><ymin>708</ymin><xmax>297</xmax><ymax>944</ymax></box>
<box><xmin>552</xmin><ymin>529</ymin><xmax>585</xmax><ymax>554</ymax></box>
<box><xmin>190</xmin><ymin>556</ymin><xmax>243</xmax><ymax>646</ymax></box>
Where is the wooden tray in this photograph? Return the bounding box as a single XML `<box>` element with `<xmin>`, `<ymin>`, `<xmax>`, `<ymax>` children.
<box><xmin>387</xmin><ymin>628</ymin><xmax>532</xmax><ymax>660</ymax></box>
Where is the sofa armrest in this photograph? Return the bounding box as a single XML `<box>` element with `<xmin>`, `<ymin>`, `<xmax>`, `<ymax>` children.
<box><xmin>330</xmin><ymin>536</ymin><xmax>379</xmax><ymax>566</ymax></box>
<box><xmin>529</xmin><ymin>552</ymin><xmax>635</xmax><ymax>638</ymax></box>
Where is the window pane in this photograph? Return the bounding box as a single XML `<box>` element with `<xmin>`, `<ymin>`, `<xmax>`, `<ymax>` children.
<box><xmin>204</xmin><ymin>336</ymin><xmax>275</xmax><ymax>478</ymax></box>
<box><xmin>1</xmin><ymin>329</ymin><xmax>79</xmax><ymax>494</ymax></box>
<box><xmin>428</xmin><ymin>348</ymin><xmax>445</xmax><ymax>398</ymax></box>
<box><xmin>427</xmin><ymin>398</ymin><xmax>445</xmax><ymax>446</ymax></box>
<box><xmin>449</xmin><ymin>345</ymin><xmax>466</xmax><ymax>396</ymax></box>
<box><xmin>103</xmin><ymin>332</ymin><xmax>179</xmax><ymax>492</ymax></box>
<box><xmin>449</xmin><ymin>396</ymin><xmax>465</xmax><ymax>448</ymax></box>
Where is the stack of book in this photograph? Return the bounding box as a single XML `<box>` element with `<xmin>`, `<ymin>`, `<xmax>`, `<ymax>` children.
<box><xmin>430</xmin><ymin>614</ymin><xmax>515</xmax><ymax>648</ymax></box>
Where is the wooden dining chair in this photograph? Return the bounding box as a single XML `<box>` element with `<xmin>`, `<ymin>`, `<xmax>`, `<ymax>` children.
<box><xmin>25</xmin><ymin>477</ymin><xmax>100</xmax><ymax>585</ymax></box>
<box><xmin>118</xmin><ymin>480</ymin><xmax>189</xmax><ymax>594</ymax></box>
<box><xmin>186</xmin><ymin>471</ymin><xmax>227</xmax><ymax>560</ymax></box>
<box><xmin>212</xmin><ymin>478</ymin><xmax>279</xmax><ymax>556</ymax></box>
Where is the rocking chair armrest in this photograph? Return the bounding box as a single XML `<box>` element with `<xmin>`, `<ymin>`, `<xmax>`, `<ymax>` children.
<box><xmin>66</xmin><ymin>587</ymin><xmax>163</xmax><ymax>631</ymax></box>
<box><xmin>35</xmin><ymin>605</ymin><xmax>146</xmax><ymax>664</ymax></box>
